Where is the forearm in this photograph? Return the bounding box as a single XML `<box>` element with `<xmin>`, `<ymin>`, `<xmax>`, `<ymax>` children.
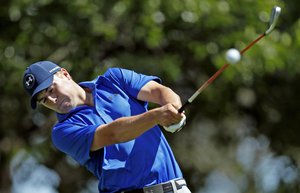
<box><xmin>107</xmin><ymin>109</ymin><xmax>159</xmax><ymax>142</ymax></box>
<box><xmin>91</xmin><ymin>108</ymin><xmax>159</xmax><ymax>151</ymax></box>
<box><xmin>138</xmin><ymin>81</ymin><xmax>182</xmax><ymax>109</ymax></box>
<box><xmin>158</xmin><ymin>87</ymin><xmax>182</xmax><ymax>108</ymax></box>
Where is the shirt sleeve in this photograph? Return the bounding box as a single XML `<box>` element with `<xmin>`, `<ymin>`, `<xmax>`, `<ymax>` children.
<box><xmin>51</xmin><ymin>122</ymin><xmax>98</xmax><ymax>165</ymax></box>
<box><xmin>104</xmin><ymin>68</ymin><xmax>162</xmax><ymax>98</ymax></box>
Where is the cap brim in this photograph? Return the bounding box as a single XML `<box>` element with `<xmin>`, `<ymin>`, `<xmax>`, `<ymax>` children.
<box><xmin>30</xmin><ymin>75</ymin><xmax>54</xmax><ymax>109</ymax></box>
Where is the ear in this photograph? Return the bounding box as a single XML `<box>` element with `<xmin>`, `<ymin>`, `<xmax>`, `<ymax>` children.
<box><xmin>61</xmin><ymin>68</ymin><xmax>72</xmax><ymax>80</ymax></box>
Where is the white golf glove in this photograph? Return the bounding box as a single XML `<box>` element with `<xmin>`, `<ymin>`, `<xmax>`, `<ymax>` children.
<box><xmin>163</xmin><ymin>114</ymin><xmax>186</xmax><ymax>133</ymax></box>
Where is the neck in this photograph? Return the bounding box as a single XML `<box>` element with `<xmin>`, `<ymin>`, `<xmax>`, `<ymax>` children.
<box><xmin>83</xmin><ymin>88</ymin><xmax>94</xmax><ymax>106</ymax></box>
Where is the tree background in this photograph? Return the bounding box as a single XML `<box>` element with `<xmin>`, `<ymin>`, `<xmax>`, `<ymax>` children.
<box><xmin>1</xmin><ymin>0</ymin><xmax>300</xmax><ymax>192</ymax></box>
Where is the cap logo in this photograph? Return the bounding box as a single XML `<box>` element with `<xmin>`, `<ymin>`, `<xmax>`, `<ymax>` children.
<box><xmin>49</xmin><ymin>66</ymin><xmax>60</xmax><ymax>73</ymax></box>
<box><xmin>24</xmin><ymin>74</ymin><xmax>35</xmax><ymax>89</ymax></box>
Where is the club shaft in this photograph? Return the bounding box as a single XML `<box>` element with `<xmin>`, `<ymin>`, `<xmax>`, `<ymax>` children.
<box><xmin>178</xmin><ymin>33</ymin><xmax>266</xmax><ymax>113</ymax></box>
<box><xmin>240</xmin><ymin>34</ymin><xmax>265</xmax><ymax>54</ymax></box>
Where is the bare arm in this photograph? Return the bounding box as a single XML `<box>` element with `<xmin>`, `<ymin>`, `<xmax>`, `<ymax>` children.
<box><xmin>137</xmin><ymin>80</ymin><xmax>182</xmax><ymax>109</ymax></box>
<box><xmin>91</xmin><ymin>81</ymin><xmax>183</xmax><ymax>151</ymax></box>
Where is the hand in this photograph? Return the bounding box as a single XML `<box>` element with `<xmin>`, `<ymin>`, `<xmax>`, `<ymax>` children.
<box><xmin>163</xmin><ymin>114</ymin><xmax>186</xmax><ymax>133</ymax></box>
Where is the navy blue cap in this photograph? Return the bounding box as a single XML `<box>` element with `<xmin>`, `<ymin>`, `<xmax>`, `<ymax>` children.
<box><xmin>23</xmin><ymin>61</ymin><xmax>61</xmax><ymax>109</ymax></box>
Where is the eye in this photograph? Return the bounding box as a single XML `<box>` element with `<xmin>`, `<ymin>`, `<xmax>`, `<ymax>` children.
<box><xmin>44</xmin><ymin>86</ymin><xmax>54</xmax><ymax>99</ymax></box>
<box><xmin>47</xmin><ymin>85</ymin><xmax>53</xmax><ymax>93</ymax></box>
<box><xmin>37</xmin><ymin>96</ymin><xmax>46</xmax><ymax>104</ymax></box>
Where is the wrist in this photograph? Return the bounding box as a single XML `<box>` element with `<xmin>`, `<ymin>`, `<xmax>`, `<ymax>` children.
<box><xmin>147</xmin><ymin>108</ymin><xmax>160</xmax><ymax>125</ymax></box>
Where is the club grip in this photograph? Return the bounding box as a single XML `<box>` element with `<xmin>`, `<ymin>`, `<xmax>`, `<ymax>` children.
<box><xmin>178</xmin><ymin>101</ymin><xmax>191</xmax><ymax>113</ymax></box>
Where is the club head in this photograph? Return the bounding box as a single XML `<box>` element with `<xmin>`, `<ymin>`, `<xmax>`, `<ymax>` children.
<box><xmin>265</xmin><ymin>6</ymin><xmax>281</xmax><ymax>35</ymax></box>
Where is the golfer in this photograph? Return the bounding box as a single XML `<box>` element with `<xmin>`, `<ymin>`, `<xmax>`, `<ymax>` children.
<box><xmin>23</xmin><ymin>61</ymin><xmax>190</xmax><ymax>193</ymax></box>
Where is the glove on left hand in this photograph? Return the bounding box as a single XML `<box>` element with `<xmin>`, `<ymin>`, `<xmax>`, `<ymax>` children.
<box><xmin>163</xmin><ymin>114</ymin><xmax>186</xmax><ymax>133</ymax></box>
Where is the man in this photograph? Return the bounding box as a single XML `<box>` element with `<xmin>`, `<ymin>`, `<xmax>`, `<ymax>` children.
<box><xmin>23</xmin><ymin>61</ymin><xmax>190</xmax><ymax>193</ymax></box>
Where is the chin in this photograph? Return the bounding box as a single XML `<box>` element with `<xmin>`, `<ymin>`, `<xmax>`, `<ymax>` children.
<box><xmin>59</xmin><ymin>104</ymin><xmax>74</xmax><ymax>114</ymax></box>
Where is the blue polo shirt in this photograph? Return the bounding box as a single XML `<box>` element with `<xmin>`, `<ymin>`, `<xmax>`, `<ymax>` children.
<box><xmin>51</xmin><ymin>68</ymin><xmax>182</xmax><ymax>192</ymax></box>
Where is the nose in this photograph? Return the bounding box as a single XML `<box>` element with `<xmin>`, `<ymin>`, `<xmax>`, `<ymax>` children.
<box><xmin>47</xmin><ymin>95</ymin><xmax>57</xmax><ymax>104</ymax></box>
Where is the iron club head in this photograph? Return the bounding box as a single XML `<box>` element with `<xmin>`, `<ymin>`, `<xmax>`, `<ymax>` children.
<box><xmin>265</xmin><ymin>6</ymin><xmax>281</xmax><ymax>35</ymax></box>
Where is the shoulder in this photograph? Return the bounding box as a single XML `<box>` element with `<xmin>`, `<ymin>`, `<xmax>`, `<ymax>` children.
<box><xmin>103</xmin><ymin>68</ymin><xmax>140</xmax><ymax>84</ymax></box>
<box><xmin>103</xmin><ymin>67</ymin><xmax>161</xmax><ymax>85</ymax></box>
<box><xmin>104</xmin><ymin>68</ymin><xmax>133</xmax><ymax>78</ymax></box>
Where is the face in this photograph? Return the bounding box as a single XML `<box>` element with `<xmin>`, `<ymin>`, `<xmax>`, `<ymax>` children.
<box><xmin>36</xmin><ymin>69</ymin><xmax>78</xmax><ymax>114</ymax></box>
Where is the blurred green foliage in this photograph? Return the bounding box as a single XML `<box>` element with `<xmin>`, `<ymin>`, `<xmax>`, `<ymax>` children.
<box><xmin>1</xmin><ymin>0</ymin><xmax>300</xmax><ymax>192</ymax></box>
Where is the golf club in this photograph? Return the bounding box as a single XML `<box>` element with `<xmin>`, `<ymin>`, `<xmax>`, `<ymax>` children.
<box><xmin>178</xmin><ymin>6</ymin><xmax>281</xmax><ymax>113</ymax></box>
